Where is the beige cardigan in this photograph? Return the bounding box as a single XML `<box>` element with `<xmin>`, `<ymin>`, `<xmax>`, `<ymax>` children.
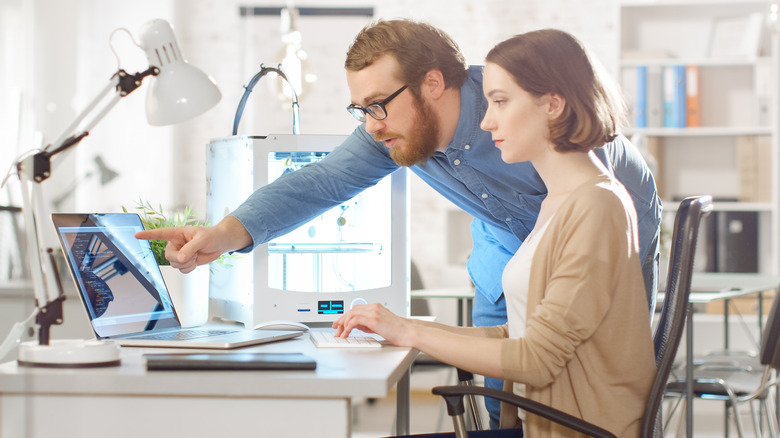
<box><xmin>488</xmin><ymin>175</ymin><xmax>656</xmax><ymax>437</ymax></box>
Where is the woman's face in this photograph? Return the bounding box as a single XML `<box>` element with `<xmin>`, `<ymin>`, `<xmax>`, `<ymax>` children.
<box><xmin>480</xmin><ymin>62</ymin><xmax>554</xmax><ymax>164</ymax></box>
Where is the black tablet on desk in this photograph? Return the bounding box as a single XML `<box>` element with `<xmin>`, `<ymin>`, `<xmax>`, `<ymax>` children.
<box><xmin>144</xmin><ymin>352</ymin><xmax>317</xmax><ymax>371</ymax></box>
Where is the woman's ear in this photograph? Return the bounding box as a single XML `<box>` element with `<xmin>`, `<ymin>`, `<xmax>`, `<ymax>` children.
<box><xmin>547</xmin><ymin>93</ymin><xmax>566</xmax><ymax>118</ymax></box>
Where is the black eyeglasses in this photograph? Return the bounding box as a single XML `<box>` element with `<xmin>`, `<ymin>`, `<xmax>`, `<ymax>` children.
<box><xmin>346</xmin><ymin>84</ymin><xmax>408</xmax><ymax>122</ymax></box>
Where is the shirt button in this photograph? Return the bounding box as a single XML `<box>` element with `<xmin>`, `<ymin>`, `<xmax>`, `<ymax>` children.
<box><xmin>453</xmin><ymin>159</ymin><xmax>461</xmax><ymax>165</ymax></box>
<box><xmin>505</xmin><ymin>218</ymin><xmax>512</xmax><ymax>221</ymax></box>
<box><xmin>481</xmin><ymin>193</ymin><xmax>488</xmax><ymax>199</ymax></box>
<box><xmin>464</xmin><ymin>144</ymin><xmax>471</xmax><ymax>150</ymax></box>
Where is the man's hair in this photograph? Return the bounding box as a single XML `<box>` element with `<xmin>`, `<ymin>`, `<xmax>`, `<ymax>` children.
<box><xmin>485</xmin><ymin>29</ymin><xmax>627</xmax><ymax>152</ymax></box>
<box><xmin>345</xmin><ymin>19</ymin><xmax>468</xmax><ymax>94</ymax></box>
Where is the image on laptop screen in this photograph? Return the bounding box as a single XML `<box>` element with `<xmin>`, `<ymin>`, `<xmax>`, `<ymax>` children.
<box><xmin>52</xmin><ymin>213</ymin><xmax>181</xmax><ymax>338</ymax></box>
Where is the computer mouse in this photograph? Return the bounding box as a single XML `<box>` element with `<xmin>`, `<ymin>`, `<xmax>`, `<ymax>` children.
<box><xmin>253</xmin><ymin>320</ymin><xmax>310</xmax><ymax>332</ymax></box>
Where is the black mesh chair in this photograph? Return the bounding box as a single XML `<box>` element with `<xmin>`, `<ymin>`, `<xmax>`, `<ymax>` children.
<box><xmin>423</xmin><ymin>195</ymin><xmax>712</xmax><ymax>438</ymax></box>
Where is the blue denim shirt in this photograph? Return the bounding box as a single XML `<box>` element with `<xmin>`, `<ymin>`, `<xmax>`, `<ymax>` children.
<box><xmin>231</xmin><ymin>66</ymin><xmax>662</xmax><ymax>313</ymax></box>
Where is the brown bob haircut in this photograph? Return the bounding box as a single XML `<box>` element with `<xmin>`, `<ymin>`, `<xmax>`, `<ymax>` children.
<box><xmin>345</xmin><ymin>19</ymin><xmax>468</xmax><ymax>97</ymax></box>
<box><xmin>485</xmin><ymin>29</ymin><xmax>627</xmax><ymax>152</ymax></box>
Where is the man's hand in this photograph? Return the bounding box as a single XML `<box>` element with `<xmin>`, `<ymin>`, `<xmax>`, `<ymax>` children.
<box><xmin>135</xmin><ymin>216</ymin><xmax>252</xmax><ymax>273</ymax></box>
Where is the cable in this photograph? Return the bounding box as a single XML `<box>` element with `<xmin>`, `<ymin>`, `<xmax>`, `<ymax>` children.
<box><xmin>232</xmin><ymin>64</ymin><xmax>300</xmax><ymax>135</ymax></box>
<box><xmin>1</xmin><ymin>148</ymin><xmax>40</xmax><ymax>188</ymax></box>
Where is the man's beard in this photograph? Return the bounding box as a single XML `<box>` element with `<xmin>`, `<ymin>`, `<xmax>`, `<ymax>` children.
<box><xmin>383</xmin><ymin>97</ymin><xmax>440</xmax><ymax>167</ymax></box>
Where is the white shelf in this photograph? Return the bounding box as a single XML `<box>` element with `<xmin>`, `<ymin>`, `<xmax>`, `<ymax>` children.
<box><xmin>625</xmin><ymin>126</ymin><xmax>772</xmax><ymax>137</ymax></box>
<box><xmin>620</xmin><ymin>57</ymin><xmax>773</xmax><ymax>68</ymax></box>
<box><xmin>620</xmin><ymin>0</ymin><xmax>780</xmax><ymax>275</ymax></box>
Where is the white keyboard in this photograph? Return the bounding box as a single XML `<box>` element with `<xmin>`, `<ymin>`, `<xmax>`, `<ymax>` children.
<box><xmin>309</xmin><ymin>330</ymin><xmax>382</xmax><ymax>348</ymax></box>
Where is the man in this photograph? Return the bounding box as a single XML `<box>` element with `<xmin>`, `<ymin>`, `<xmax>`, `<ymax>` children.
<box><xmin>138</xmin><ymin>19</ymin><xmax>661</xmax><ymax>429</ymax></box>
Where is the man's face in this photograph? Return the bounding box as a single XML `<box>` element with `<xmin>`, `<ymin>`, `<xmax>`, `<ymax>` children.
<box><xmin>346</xmin><ymin>55</ymin><xmax>440</xmax><ymax>167</ymax></box>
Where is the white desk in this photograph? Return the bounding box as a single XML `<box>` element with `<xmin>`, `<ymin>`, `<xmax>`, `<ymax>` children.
<box><xmin>0</xmin><ymin>332</ymin><xmax>417</xmax><ymax>437</ymax></box>
<box><xmin>411</xmin><ymin>287</ymin><xmax>475</xmax><ymax>327</ymax></box>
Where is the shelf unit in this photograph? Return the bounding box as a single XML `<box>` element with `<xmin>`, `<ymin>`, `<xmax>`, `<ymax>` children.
<box><xmin>619</xmin><ymin>0</ymin><xmax>780</xmax><ymax>275</ymax></box>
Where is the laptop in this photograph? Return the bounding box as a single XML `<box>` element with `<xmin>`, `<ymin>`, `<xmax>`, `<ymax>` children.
<box><xmin>51</xmin><ymin>213</ymin><xmax>303</xmax><ymax>349</ymax></box>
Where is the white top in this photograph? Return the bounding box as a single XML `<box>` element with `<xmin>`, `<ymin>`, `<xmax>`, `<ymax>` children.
<box><xmin>502</xmin><ymin>217</ymin><xmax>553</xmax><ymax>405</ymax></box>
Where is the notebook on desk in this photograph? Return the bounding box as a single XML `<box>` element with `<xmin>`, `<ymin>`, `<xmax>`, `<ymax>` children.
<box><xmin>51</xmin><ymin>213</ymin><xmax>303</xmax><ymax>349</ymax></box>
<box><xmin>144</xmin><ymin>352</ymin><xmax>317</xmax><ymax>371</ymax></box>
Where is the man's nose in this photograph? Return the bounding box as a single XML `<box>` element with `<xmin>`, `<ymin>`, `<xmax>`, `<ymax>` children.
<box><xmin>364</xmin><ymin>116</ymin><xmax>385</xmax><ymax>134</ymax></box>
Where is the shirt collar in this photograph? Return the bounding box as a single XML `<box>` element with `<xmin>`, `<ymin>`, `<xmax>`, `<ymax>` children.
<box><xmin>448</xmin><ymin>65</ymin><xmax>486</xmax><ymax>151</ymax></box>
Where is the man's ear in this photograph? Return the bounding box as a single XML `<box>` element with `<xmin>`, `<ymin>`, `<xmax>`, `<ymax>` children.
<box><xmin>547</xmin><ymin>93</ymin><xmax>566</xmax><ymax>118</ymax></box>
<box><xmin>421</xmin><ymin>69</ymin><xmax>446</xmax><ymax>99</ymax></box>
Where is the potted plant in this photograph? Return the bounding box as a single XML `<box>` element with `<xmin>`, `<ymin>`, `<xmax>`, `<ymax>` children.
<box><xmin>122</xmin><ymin>200</ymin><xmax>237</xmax><ymax>327</ymax></box>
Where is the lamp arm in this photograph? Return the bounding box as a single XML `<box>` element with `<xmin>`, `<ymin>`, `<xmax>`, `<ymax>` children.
<box><xmin>18</xmin><ymin>171</ymin><xmax>50</xmax><ymax>307</ymax></box>
<box><xmin>36</xmin><ymin>249</ymin><xmax>67</xmax><ymax>346</ymax></box>
<box><xmin>232</xmin><ymin>64</ymin><xmax>300</xmax><ymax>135</ymax></box>
<box><xmin>14</xmin><ymin>66</ymin><xmax>159</xmax><ymax>343</ymax></box>
<box><xmin>25</xmin><ymin>67</ymin><xmax>159</xmax><ymax>185</ymax></box>
<box><xmin>45</xmin><ymin>67</ymin><xmax>160</xmax><ymax>158</ymax></box>
<box><xmin>45</xmin><ymin>79</ymin><xmax>118</xmax><ymax>157</ymax></box>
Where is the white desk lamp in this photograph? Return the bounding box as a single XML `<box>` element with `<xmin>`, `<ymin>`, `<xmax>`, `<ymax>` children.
<box><xmin>1</xmin><ymin>19</ymin><xmax>220</xmax><ymax>367</ymax></box>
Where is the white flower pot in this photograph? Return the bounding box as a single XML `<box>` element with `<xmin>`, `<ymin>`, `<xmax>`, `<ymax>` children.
<box><xmin>159</xmin><ymin>264</ymin><xmax>209</xmax><ymax>328</ymax></box>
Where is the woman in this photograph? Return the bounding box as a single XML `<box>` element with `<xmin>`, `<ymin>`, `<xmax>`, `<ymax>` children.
<box><xmin>333</xmin><ymin>29</ymin><xmax>656</xmax><ymax>437</ymax></box>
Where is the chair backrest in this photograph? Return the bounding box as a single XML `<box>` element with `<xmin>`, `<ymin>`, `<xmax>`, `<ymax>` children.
<box><xmin>410</xmin><ymin>260</ymin><xmax>432</xmax><ymax>317</ymax></box>
<box><xmin>642</xmin><ymin>195</ymin><xmax>712</xmax><ymax>437</ymax></box>
<box><xmin>759</xmin><ymin>280</ymin><xmax>780</xmax><ymax>369</ymax></box>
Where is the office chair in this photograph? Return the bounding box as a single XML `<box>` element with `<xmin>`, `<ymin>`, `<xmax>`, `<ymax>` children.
<box><xmin>665</xmin><ymin>281</ymin><xmax>780</xmax><ymax>437</ymax></box>
<box><xmin>424</xmin><ymin>195</ymin><xmax>712</xmax><ymax>438</ymax></box>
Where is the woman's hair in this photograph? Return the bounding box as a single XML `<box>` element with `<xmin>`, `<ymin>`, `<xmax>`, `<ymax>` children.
<box><xmin>485</xmin><ymin>29</ymin><xmax>627</xmax><ymax>152</ymax></box>
<box><xmin>345</xmin><ymin>19</ymin><xmax>468</xmax><ymax>97</ymax></box>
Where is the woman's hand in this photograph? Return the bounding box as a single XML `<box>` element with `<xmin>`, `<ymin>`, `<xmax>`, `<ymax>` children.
<box><xmin>332</xmin><ymin>303</ymin><xmax>414</xmax><ymax>347</ymax></box>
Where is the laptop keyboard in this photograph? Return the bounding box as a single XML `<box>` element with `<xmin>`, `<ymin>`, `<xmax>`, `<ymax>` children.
<box><xmin>309</xmin><ymin>329</ymin><xmax>382</xmax><ymax>348</ymax></box>
<box><xmin>131</xmin><ymin>329</ymin><xmax>237</xmax><ymax>341</ymax></box>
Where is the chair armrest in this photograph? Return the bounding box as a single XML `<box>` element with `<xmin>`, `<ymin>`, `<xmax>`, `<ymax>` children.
<box><xmin>432</xmin><ymin>385</ymin><xmax>617</xmax><ymax>438</ymax></box>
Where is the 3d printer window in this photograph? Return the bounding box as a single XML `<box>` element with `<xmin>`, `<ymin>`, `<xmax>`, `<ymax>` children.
<box><xmin>267</xmin><ymin>151</ymin><xmax>392</xmax><ymax>293</ymax></box>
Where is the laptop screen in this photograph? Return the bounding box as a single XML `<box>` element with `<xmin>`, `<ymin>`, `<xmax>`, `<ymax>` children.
<box><xmin>52</xmin><ymin>213</ymin><xmax>181</xmax><ymax>338</ymax></box>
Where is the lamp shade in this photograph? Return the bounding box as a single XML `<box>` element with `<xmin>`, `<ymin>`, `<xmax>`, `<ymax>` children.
<box><xmin>138</xmin><ymin>19</ymin><xmax>221</xmax><ymax>126</ymax></box>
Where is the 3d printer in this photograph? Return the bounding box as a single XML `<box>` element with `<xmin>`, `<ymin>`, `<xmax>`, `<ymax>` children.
<box><xmin>206</xmin><ymin>134</ymin><xmax>409</xmax><ymax>327</ymax></box>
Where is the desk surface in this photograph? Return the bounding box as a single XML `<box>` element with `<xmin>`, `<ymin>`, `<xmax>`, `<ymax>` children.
<box><xmin>659</xmin><ymin>272</ymin><xmax>780</xmax><ymax>304</ymax></box>
<box><xmin>0</xmin><ymin>331</ymin><xmax>417</xmax><ymax>399</ymax></box>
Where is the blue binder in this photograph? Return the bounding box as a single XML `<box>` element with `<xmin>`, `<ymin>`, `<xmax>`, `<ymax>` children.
<box><xmin>662</xmin><ymin>65</ymin><xmax>687</xmax><ymax>128</ymax></box>
<box><xmin>635</xmin><ymin>66</ymin><xmax>648</xmax><ymax>128</ymax></box>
